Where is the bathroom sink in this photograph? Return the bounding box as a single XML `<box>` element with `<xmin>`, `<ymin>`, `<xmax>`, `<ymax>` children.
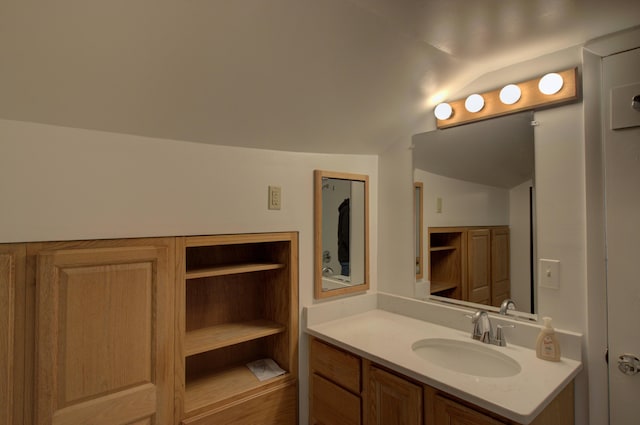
<box><xmin>411</xmin><ymin>338</ymin><xmax>521</xmax><ymax>378</ymax></box>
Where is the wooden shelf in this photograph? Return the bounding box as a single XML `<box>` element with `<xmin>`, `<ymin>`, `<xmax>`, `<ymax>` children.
<box><xmin>185</xmin><ymin>363</ymin><xmax>290</xmax><ymax>414</ymax></box>
<box><xmin>429</xmin><ymin>246</ymin><xmax>457</xmax><ymax>252</ymax></box>
<box><xmin>186</xmin><ymin>263</ymin><xmax>285</xmax><ymax>280</ymax></box>
<box><xmin>185</xmin><ymin>320</ymin><xmax>286</xmax><ymax>356</ymax></box>
<box><xmin>430</xmin><ymin>281</ymin><xmax>459</xmax><ymax>294</ymax></box>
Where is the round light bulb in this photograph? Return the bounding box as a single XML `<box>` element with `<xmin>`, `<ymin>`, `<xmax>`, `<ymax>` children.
<box><xmin>434</xmin><ymin>103</ymin><xmax>453</xmax><ymax>120</ymax></box>
<box><xmin>538</xmin><ymin>73</ymin><xmax>564</xmax><ymax>95</ymax></box>
<box><xmin>465</xmin><ymin>94</ymin><xmax>485</xmax><ymax>113</ymax></box>
<box><xmin>499</xmin><ymin>84</ymin><xmax>522</xmax><ymax>105</ymax></box>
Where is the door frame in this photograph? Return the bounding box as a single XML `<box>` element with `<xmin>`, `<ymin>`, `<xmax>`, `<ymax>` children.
<box><xmin>583</xmin><ymin>27</ymin><xmax>640</xmax><ymax>425</ymax></box>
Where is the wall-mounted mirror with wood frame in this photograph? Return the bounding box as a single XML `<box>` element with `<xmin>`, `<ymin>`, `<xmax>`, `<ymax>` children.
<box><xmin>314</xmin><ymin>170</ymin><xmax>369</xmax><ymax>299</ymax></box>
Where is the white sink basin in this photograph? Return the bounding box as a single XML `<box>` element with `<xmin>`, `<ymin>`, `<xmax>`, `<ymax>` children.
<box><xmin>411</xmin><ymin>338</ymin><xmax>522</xmax><ymax>378</ymax></box>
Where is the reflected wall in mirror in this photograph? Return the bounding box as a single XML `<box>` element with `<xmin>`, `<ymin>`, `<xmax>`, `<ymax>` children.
<box><xmin>314</xmin><ymin>170</ymin><xmax>369</xmax><ymax>299</ymax></box>
<box><xmin>413</xmin><ymin>111</ymin><xmax>536</xmax><ymax>314</ymax></box>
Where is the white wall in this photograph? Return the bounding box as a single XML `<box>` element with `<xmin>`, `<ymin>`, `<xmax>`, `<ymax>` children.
<box><xmin>0</xmin><ymin>118</ymin><xmax>379</xmax><ymax>425</ymax></box>
<box><xmin>378</xmin><ymin>134</ymin><xmax>415</xmax><ymax>296</ymax></box>
<box><xmin>414</xmin><ymin>168</ymin><xmax>510</xmax><ymax>227</ymax></box>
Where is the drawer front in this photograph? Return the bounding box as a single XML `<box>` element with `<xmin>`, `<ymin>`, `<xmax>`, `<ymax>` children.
<box><xmin>310</xmin><ymin>338</ymin><xmax>361</xmax><ymax>394</ymax></box>
<box><xmin>434</xmin><ymin>394</ymin><xmax>506</xmax><ymax>425</ymax></box>
<box><xmin>311</xmin><ymin>374</ymin><xmax>361</xmax><ymax>425</ymax></box>
<box><xmin>182</xmin><ymin>382</ymin><xmax>298</xmax><ymax>425</ymax></box>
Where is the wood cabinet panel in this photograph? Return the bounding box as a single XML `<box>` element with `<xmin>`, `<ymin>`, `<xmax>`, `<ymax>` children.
<box><xmin>366</xmin><ymin>363</ymin><xmax>422</xmax><ymax>425</ymax></box>
<box><xmin>425</xmin><ymin>382</ymin><xmax>574</xmax><ymax>425</ymax></box>
<box><xmin>433</xmin><ymin>393</ymin><xmax>507</xmax><ymax>425</ymax></box>
<box><xmin>35</xmin><ymin>240</ymin><xmax>174</xmax><ymax>425</ymax></box>
<box><xmin>182</xmin><ymin>382</ymin><xmax>297</xmax><ymax>425</ymax></box>
<box><xmin>0</xmin><ymin>244</ymin><xmax>26</xmax><ymax>425</ymax></box>
<box><xmin>310</xmin><ymin>338</ymin><xmax>361</xmax><ymax>394</ymax></box>
<box><xmin>311</xmin><ymin>374</ymin><xmax>361</xmax><ymax>425</ymax></box>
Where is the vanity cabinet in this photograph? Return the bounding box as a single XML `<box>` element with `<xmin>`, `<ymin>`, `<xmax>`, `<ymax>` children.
<box><xmin>176</xmin><ymin>232</ymin><xmax>298</xmax><ymax>424</ymax></box>
<box><xmin>429</xmin><ymin>226</ymin><xmax>510</xmax><ymax>307</ymax></box>
<box><xmin>309</xmin><ymin>337</ymin><xmax>574</xmax><ymax>425</ymax></box>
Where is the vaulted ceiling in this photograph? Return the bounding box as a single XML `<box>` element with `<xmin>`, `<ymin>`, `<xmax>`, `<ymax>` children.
<box><xmin>1</xmin><ymin>0</ymin><xmax>639</xmax><ymax>154</ymax></box>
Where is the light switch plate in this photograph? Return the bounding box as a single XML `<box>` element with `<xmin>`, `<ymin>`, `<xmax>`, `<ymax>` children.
<box><xmin>539</xmin><ymin>259</ymin><xmax>560</xmax><ymax>289</ymax></box>
<box><xmin>268</xmin><ymin>186</ymin><xmax>281</xmax><ymax>210</ymax></box>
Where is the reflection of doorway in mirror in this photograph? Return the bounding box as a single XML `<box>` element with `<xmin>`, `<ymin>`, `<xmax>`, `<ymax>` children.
<box><xmin>321</xmin><ymin>178</ymin><xmax>350</xmax><ymax>277</ymax></box>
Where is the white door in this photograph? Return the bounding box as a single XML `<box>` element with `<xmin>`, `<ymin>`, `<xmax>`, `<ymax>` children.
<box><xmin>604</xmin><ymin>47</ymin><xmax>640</xmax><ymax>425</ymax></box>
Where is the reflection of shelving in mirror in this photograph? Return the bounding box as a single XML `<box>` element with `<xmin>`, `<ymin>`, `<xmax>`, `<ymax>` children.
<box><xmin>177</xmin><ymin>232</ymin><xmax>299</xmax><ymax>423</ymax></box>
<box><xmin>428</xmin><ymin>226</ymin><xmax>510</xmax><ymax>307</ymax></box>
<box><xmin>428</xmin><ymin>228</ymin><xmax>464</xmax><ymax>299</ymax></box>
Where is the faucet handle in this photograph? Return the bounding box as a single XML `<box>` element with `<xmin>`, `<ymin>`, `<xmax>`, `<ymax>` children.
<box><xmin>495</xmin><ymin>324</ymin><xmax>515</xmax><ymax>347</ymax></box>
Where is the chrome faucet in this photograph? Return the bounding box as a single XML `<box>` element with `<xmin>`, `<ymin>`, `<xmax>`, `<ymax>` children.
<box><xmin>471</xmin><ymin>310</ymin><xmax>494</xmax><ymax>343</ymax></box>
<box><xmin>469</xmin><ymin>310</ymin><xmax>515</xmax><ymax>347</ymax></box>
<box><xmin>499</xmin><ymin>299</ymin><xmax>516</xmax><ymax>315</ymax></box>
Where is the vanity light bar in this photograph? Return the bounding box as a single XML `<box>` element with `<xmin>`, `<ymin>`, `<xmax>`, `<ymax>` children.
<box><xmin>435</xmin><ymin>67</ymin><xmax>579</xmax><ymax>129</ymax></box>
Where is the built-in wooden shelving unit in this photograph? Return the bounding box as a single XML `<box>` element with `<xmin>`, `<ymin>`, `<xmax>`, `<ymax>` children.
<box><xmin>176</xmin><ymin>232</ymin><xmax>299</xmax><ymax>424</ymax></box>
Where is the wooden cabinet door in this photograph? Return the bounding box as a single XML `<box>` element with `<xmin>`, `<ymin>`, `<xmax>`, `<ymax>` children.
<box><xmin>311</xmin><ymin>374</ymin><xmax>361</xmax><ymax>425</ymax></box>
<box><xmin>434</xmin><ymin>394</ymin><xmax>507</xmax><ymax>425</ymax></box>
<box><xmin>366</xmin><ymin>364</ymin><xmax>422</xmax><ymax>425</ymax></box>
<box><xmin>35</xmin><ymin>240</ymin><xmax>174</xmax><ymax>425</ymax></box>
<box><xmin>491</xmin><ymin>227</ymin><xmax>510</xmax><ymax>306</ymax></box>
<box><xmin>467</xmin><ymin>229</ymin><xmax>491</xmax><ymax>305</ymax></box>
<box><xmin>1</xmin><ymin>244</ymin><xmax>26</xmax><ymax>425</ymax></box>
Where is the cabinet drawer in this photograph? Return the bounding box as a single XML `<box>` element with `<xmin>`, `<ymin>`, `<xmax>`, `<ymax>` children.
<box><xmin>181</xmin><ymin>382</ymin><xmax>297</xmax><ymax>425</ymax></box>
<box><xmin>311</xmin><ymin>374</ymin><xmax>361</xmax><ymax>425</ymax></box>
<box><xmin>434</xmin><ymin>394</ymin><xmax>506</xmax><ymax>425</ymax></box>
<box><xmin>310</xmin><ymin>338</ymin><xmax>361</xmax><ymax>394</ymax></box>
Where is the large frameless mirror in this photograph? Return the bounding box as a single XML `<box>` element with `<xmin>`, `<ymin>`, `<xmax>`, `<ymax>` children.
<box><xmin>314</xmin><ymin>170</ymin><xmax>369</xmax><ymax>299</ymax></box>
<box><xmin>413</xmin><ymin>111</ymin><xmax>536</xmax><ymax>314</ymax></box>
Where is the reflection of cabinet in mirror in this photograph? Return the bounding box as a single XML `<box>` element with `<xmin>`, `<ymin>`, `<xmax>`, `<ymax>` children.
<box><xmin>428</xmin><ymin>226</ymin><xmax>510</xmax><ymax>307</ymax></box>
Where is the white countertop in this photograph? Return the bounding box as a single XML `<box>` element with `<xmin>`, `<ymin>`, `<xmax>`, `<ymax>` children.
<box><xmin>306</xmin><ymin>308</ymin><xmax>582</xmax><ymax>424</ymax></box>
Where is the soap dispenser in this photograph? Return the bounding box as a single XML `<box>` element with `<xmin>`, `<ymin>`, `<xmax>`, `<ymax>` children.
<box><xmin>536</xmin><ymin>317</ymin><xmax>561</xmax><ymax>362</ymax></box>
